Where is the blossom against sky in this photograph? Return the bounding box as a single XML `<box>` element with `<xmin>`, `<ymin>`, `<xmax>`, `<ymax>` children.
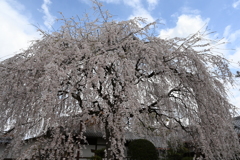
<box><xmin>0</xmin><ymin>0</ymin><xmax>240</xmax><ymax>113</ymax></box>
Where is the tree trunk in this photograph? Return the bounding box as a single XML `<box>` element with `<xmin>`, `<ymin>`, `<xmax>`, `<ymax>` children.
<box><xmin>104</xmin><ymin>120</ymin><xmax>124</xmax><ymax>160</ymax></box>
<box><xmin>105</xmin><ymin>121</ymin><xmax>114</xmax><ymax>160</ymax></box>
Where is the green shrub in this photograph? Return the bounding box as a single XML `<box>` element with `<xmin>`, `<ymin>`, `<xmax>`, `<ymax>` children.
<box><xmin>88</xmin><ymin>148</ymin><xmax>105</xmax><ymax>160</ymax></box>
<box><xmin>88</xmin><ymin>155</ymin><xmax>102</xmax><ymax>160</ymax></box>
<box><xmin>94</xmin><ymin>148</ymin><xmax>105</xmax><ymax>158</ymax></box>
<box><xmin>162</xmin><ymin>142</ymin><xmax>194</xmax><ymax>160</ymax></box>
<box><xmin>128</xmin><ymin>139</ymin><xmax>159</xmax><ymax>160</ymax></box>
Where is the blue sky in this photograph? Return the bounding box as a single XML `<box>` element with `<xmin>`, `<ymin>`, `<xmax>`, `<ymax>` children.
<box><xmin>1</xmin><ymin>0</ymin><xmax>240</xmax><ymax>113</ymax></box>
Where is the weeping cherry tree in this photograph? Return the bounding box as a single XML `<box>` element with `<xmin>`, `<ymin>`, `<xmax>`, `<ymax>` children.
<box><xmin>0</xmin><ymin>1</ymin><xmax>239</xmax><ymax>160</ymax></box>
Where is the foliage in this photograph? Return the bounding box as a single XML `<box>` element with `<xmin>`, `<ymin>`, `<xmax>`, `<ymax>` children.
<box><xmin>0</xmin><ymin>1</ymin><xmax>239</xmax><ymax>160</ymax></box>
<box><xmin>162</xmin><ymin>142</ymin><xmax>193</xmax><ymax>160</ymax></box>
<box><xmin>128</xmin><ymin>139</ymin><xmax>158</xmax><ymax>160</ymax></box>
<box><xmin>88</xmin><ymin>148</ymin><xmax>105</xmax><ymax>160</ymax></box>
<box><xmin>88</xmin><ymin>155</ymin><xmax>102</xmax><ymax>160</ymax></box>
<box><xmin>94</xmin><ymin>148</ymin><xmax>105</xmax><ymax>158</ymax></box>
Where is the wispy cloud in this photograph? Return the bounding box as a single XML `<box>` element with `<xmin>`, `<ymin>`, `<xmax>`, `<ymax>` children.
<box><xmin>228</xmin><ymin>29</ymin><xmax>240</xmax><ymax>42</ymax></box>
<box><xmin>0</xmin><ymin>0</ymin><xmax>39</xmax><ymax>61</ymax></box>
<box><xmin>41</xmin><ymin>0</ymin><xmax>55</xmax><ymax>29</ymax></box>
<box><xmin>223</xmin><ymin>25</ymin><xmax>231</xmax><ymax>38</ymax></box>
<box><xmin>100</xmin><ymin>0</ymin><xmax>121</xmax><ymax>3</ymax></box>
<box><xmin>122</xmin><ymin>0</ymin><xmax>141</xmax><ymax>7</ymax></box>
<box><xmin>146</xmin><ymin>0</ymin><xmax>159</xmax><ymax>10</ymax></box>
<box><xmin>181</xmin><ymin>7</ymin><xmax>200</xmax><ymax>15</ymax></box>
<box><xmin>171</xmin><ymin>7</ymin><xmax>201</xmax><ymax>21</ymax></box>
<box><xmin>233</xmin><ymin>0</ymin><xmax>240</xmax><ymax>8</ymax></box>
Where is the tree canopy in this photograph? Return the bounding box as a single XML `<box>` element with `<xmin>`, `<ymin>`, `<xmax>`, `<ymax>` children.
<box><xmin>0</xmin><ymin>1</ymin><xmax>239</xmax><ymax>160</ymax></box>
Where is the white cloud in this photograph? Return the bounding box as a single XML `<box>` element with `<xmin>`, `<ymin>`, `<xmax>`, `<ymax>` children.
<box><xmin>128</xmin><ymin>6</ymin><xmax>155</xmax><ymax>23</ymax></box>
<box><xmin>41</xmin><ymin>0</ymin><xmax>55</xmax><ymax>29</ymax></box>
<box><xmin>0</xmin><ymin>0</ymin><xmax>39</xmax><ymax>61</ymax></box>
<box><xmin>233</xmin><ymin>0</ymin><xmax>240</xmax><ymax>8</ymax></box>
<box><xmin>122</xmin><ymin>0</ymin><xmax>156</xmax><ymax>23</ymax></box>
<box><xmin>159</xmin><ymin>14</ymin><xmax>209</xmax><ymax>39</ymax></box>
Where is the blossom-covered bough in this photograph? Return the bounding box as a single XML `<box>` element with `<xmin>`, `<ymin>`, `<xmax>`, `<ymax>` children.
<box><xmin>0</xmin><ymin>1</ymin><xmax>239</xmax><ymax>160</ymax></box>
